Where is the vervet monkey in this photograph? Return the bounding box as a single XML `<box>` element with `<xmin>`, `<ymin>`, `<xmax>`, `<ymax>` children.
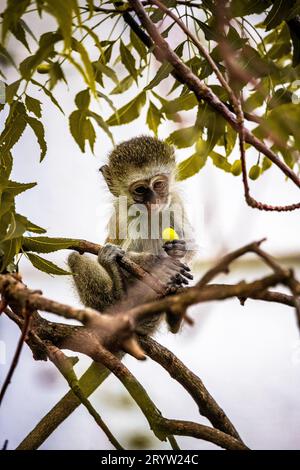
<box><xmin>68</xmin><ymin>136</ymin><xmax>196</xmax><ymax>334</ymax></box>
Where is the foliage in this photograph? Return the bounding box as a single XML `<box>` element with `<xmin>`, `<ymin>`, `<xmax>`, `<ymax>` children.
<box><xmin>1</xmin><ymin>0</ymin><xmax>300</xmax><ymax>274</ymax></box>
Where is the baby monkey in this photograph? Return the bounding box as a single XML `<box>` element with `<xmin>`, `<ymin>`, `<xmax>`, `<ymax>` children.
<box><xmin>68</xmin><ymin>136</ymin><xmax>196</xmax><ymax>334</ymax></box>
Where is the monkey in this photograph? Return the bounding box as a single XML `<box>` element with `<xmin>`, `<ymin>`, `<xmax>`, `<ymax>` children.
<box><xmin>68</xmin><ymin>135</ymin><xmax>197</xmax><ymax>335</ymax></box>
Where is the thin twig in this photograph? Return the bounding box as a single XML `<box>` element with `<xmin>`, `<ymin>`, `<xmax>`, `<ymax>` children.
<box><xmin>0</xmin><ymin>307</ymin><xmax>32</xmax><ymax>406</ymax></box>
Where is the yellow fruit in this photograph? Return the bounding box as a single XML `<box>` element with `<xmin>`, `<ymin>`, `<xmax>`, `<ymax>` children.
<box><xmin>37</xmin><ymin>63</ymin><xmax>51</xmax><ymax>74</ymax></box>
<box><xmin>162</xmin><ymin>227</ymin><xmax>179</xmax><ymax>241</ymax></box>
<box><xmin>249</xmin><ymin>164</ymin><xmax>261</xmax><ymax>180</ymax></box>
<box><xmin>231</xmin><ymin>160</ymin><xmax>242</xmax><ymax>176</ymax></box>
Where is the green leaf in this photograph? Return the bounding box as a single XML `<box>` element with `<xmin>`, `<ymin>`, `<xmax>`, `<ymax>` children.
<box><xmin>107</xmin><ymin>92</ymin><xmax>146</xmax><ymax>126</ymax></box>
<box><xmin>88</xmin><ymin>111</ymin><xmax>114</xmax><ymax>143</ymax></box>
<box><xmin>144</xmin><ymin>62</ymin><xmax>173</xmax><ymax>91</ymax></box>
<box><xmin>130</xmin><ymin>29</ymin><xmax>147</xmax><ymax>61</ymax></box>
<box><xmin>146</xmin><ymin>101</ymin><xmax>162</xmax><ymax>135</ymax></box>
<box><xmin>75</xmin><ymin>89</ymin><xmax>90</xmax><ymax>110</ymax></box>
<box><xmin>4</xmin><ymin>180</ymin><xmax>37</xmax><ymax>196</ymax></box>
<box><xmin>31</xmin><ymin>79</ymin><xmax>64</xmax><ymax>114</ymax></box>
<box><xmin>243</xmin><ymin>90</ymin><xmax>266</xmax><ymax>113</ymax></box>
<box><xmin>22</xmin><ymin>236</ymin><xmax>81</xmax><ymax>253</ymax></box>
<box><xmin>167</xmin><ymin>127</ymin><xmax>199</xmax><ymax>149</ymax></box>
<box><xmin>262</xmin><ymin>157</ymin><xmax>272</xmax><ymax>172</ymax></box>
<box><xmin>26</xmin><ymin>252</ymin><xmax>71</xmax><ymax>276</ymax></box>
<box><xmin>71</xmin><ymin>38</ymin><xmax>96</xmax><ymax>95</ymax></box>
<box><xmin>0</xmin><ymin>151</ymin><xmax>13</xmax><ymax>180</ymax></box>
<box><xmin>0</xmin><ymin>211</ymin><xmax>12</xmax><ymax>240</ymax></box>
<box><xmin>239</xmin><ymin>45</ymin><xmax>275</xmax><ymax>79</ymax></box>
<box><xmin>1</xmin><ymin>0</ymin><xmax>30</xmax><ymax>42</ymax></box>
<box><xmin>26</xmin><ymin>219</ymin><xmax>47</xmax><ymax>234</ymax></box>
<box><xmin>210</xmin><ymin>151</ymin><xmax>231</xmax><ymax>172</ymax></box>
<box><xmin>264</xmin><ymin>0</ymin><xmax>291</xmax><ymax>30</ymax></box>
<box><xmin>48</xmin><ymin>61</ymin><xmax>67</xmax><ymax>89</ymax></box>
<box><xmin>0</xmin><ymin>101</ymin><xmax>27</xmax><ymax>153</ymax></box>
<box><xmin>25</xmin><ymin>94</ymin><xmax>42</xmax><ymax>117</ymax></box>
<box><xmin>93</xmin><ymin>61</ymin><xmax>118</xmax><ymax>84</ymax></box>
<box><xmin>20</xmin><ymin>32</ymin><xmax>62</xmax><ymax>80</ymax></box>
<box><xmin>268</xmin><ymin>88</ymin><xmax>293</xmax><ymax>109</ymax></box>
<box><xmin>162</xmin><ymin>93</ymin><xmax>198</xmax><ymax>115</ymax></box>
<box><xmin>3</xmin><ymin>213</ymin><xmax>27</xmax><ymax>241</ymax></box>
<box><xmin>0</xmin><ymin>193</ymin><xmax>14</xmax><ymax>219</ymax></box>
<box><xmin>120</xmin><ymin>40</ymin><xmax>137</xmax><ymax>81</ymax></box>
<box><xmin>110</xmin><ymin>75</ymin><xmax>134</xmax><ymax>94</ymax></box>
<box><xmin>69</xmin><ymin>109</ymin><xmax>86</xmax><ymax>152</ymax></box>
<box><xmin>11</xmin><ymin>20</ymin><xmax>31</xmax><ymax>52</ymax></box>
<box><xmin>256</xmin><ymin>103</ymin><xmax>300</xmax><ymax>150</ymax></box>
<box><xmin>194</xmin><ymin>19</ymin><xmax>220</xmax><ymax>41</ymax></box>
<box><xmin>25</xmin><ymin>116</ymin><xmax>47</xmax><ymax>161</ymax></box>
<box><xmin>224</xmin><ymin>126</ymin><xmax>237</xmax><ymax>157</ymax></box>
<box><xmin>0</xmin><ymin>44</ymin><xmax>17</xmax><ymax>68</ymax></box>
<box><xmin>44</xmin><ymin>0</ymin><xmax>74</xmax><ymax>49</ymax></box>
<box><xmin>83</xmin><ymin>119</ymin><xmax>96</xmax><ymax>153</ymax></box>
<box><xmin>5</xmin><ymin>80</ymin><xmax>21</xmax><ymax>104</ymax></box>
<box><xmin>230</xmin><ymin>0</ymin><xmax>271</xmax><ymax>17</ymax></box>
<box><xmin>0</xmin><ymin>238</ymin><xmax>22</xmax><ymax>273</ymax></box>
<box><xmin>176</xmin><ymin>152</ymin><xmax>208</xmax><ymax>181</ymax></box>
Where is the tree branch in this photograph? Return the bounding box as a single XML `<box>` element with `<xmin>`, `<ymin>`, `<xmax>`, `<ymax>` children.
<box><xmin>2</xmin><ymin>239</ymin><xmax>298</xmax><ymax>450</ymax></box>
<box><xmin>140</xmin><ymin>336</ymin><xmax>243</xmax><ymax>442</ymax></box>
<box><xmin>91</xmin><ymin>343</ymin><xmax>248</xmax><ymax>450</ymax></box>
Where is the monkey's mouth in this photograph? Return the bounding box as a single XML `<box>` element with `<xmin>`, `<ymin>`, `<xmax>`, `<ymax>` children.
<box><xmin>145</xmin><ymin>199</ymin><xmax>168</xmax><ymax>211</ymax></box>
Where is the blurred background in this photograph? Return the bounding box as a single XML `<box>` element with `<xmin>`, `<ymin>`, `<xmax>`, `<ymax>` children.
<box><xmin>1</xmin><ymin>4</ymin><xmax>300</xmax><ymax>450</ymax></box>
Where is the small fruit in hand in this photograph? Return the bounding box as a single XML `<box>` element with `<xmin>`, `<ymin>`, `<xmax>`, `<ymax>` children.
<box><xmin>162</xmin><ymin>227</ymin><xmax>179</xmax><ymax>242</ymax></box>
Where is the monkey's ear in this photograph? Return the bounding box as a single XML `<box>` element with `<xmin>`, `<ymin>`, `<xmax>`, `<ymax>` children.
<box><xmin>99</xmin><ymin>165</ymin><xmax>117</xmax><ymax>195</ymax></box>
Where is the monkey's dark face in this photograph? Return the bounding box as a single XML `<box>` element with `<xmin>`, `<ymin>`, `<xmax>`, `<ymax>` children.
<box><xmin>129</xmin><ymin>174</ymin><xmax>169</xmax><ymax>208</ymax></box>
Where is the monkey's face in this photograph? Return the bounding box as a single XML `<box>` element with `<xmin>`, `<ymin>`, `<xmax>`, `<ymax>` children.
<box><xmin>129</xmin><ymin>174</ymin><xmax>170</xmax><ymax>209</ymax></box>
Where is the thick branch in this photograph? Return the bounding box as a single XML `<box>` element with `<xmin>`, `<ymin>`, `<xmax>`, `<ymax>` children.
<box><xmin>91</xmin><ymin>344</ymin><xmax>248</xmax><ymax>450</ymax></box>
<box><xmin>3</xmin><ymin>239</ymin><xmax>298</xmax><ymax>450</ymax></box>
<box><xmin>140</xmin><ymin>336</ymin><xmax>243</xmax><ymax>442</ymax></box>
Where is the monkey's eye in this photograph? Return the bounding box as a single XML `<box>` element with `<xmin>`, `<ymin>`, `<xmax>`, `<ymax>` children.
<box><xmin>153</xmin><ymin>180</ymin><xmax>166</xmax><ymax>191</ymax></box>
<box><xmin>134</xmin><ymin>185</ymin><xmax>147</xmax><ymax>194</ymax></box>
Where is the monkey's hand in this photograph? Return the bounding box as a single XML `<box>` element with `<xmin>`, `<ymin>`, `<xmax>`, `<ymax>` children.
<box><xmin>163</xmin><ymin>239</ymin><xmax>187</xmax><ymax>259</ymax></box>
<box><xmin>98</xmin><ymin>243</ymin><xmax>125</xmax><ymax>268</ymax></box>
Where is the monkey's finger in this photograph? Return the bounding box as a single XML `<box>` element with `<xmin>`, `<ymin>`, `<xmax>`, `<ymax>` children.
<box><xmin>180</xmin><ymin>269</ymin><xmax>193</xmax><ymax>280</ymax></box>
<box><xmin>167</xmin><ymin>259</ymin><xmax>191</xmax><ymax>271</ymax></box>
<box><xmin>176</xmin><ymin>274</ymin><xmax>189</xmax><ymax>285</ymax></box>
<box><xmin>171</xmin><ymin>239</ymin><xmax>186</xmax><ymax>245</ymax></box>
<box><xmin>165</xmin><ymin>284</ymin><xmax>178</xmax><ymax>294</ymax></box>
<box><xmin>164</xmin><ymin>241</ymin><xmax>186</xmax><ymax>249</ymax></box>
<box><xmin>164</xmin><ymin>258</ymin><xmax>187</xmax><ymax>270</ymax></box>
<box><xmin>175</xmin><ymin>273</ymin><xmax>189</xmax><ymax>285</ymax></box>
<box><xmin>179</xmin><ymin>262</ymin><xmax>191</xmax><ymax>271</ymax></box>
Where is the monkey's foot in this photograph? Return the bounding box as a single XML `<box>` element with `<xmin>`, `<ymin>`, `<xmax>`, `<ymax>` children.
<box><xmin>163</xmin><ymin>239</ymin><xmax>187</xmax><ymax>259</ymax></box>
<box><xmin>154</xmin><ymin>256</ymin><xmax>193</xmax><ymax>292</ymax></box>
<box><xmin>98</xmin><ymin>243</ymin><xmax>125</xmax><ymax>265</ymax></box>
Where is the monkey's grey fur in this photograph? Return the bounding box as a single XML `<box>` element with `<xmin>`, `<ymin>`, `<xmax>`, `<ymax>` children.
<box><xmin>68</xmin><ymin>136</ymin><xmax>196</xmax><ymax>335</ymax></box>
